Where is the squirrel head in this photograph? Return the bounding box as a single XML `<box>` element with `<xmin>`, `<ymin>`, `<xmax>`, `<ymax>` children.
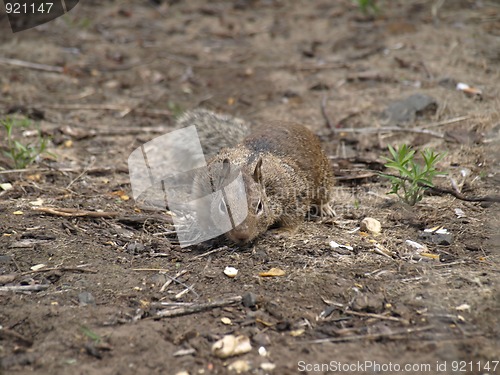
<box><xmin>223</xmin><ymin>157</ymin><xmax>273</xmax><ymax>244</ymax></box>
<box><xmin>194</xmin><ymin>157</ymin><xmax>273</xmax><ymax>245</ymax></box>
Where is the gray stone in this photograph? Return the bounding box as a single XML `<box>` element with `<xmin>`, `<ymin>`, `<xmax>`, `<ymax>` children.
<box><xmin>78</xmin><ymin>291</ymin><xmax>96</xmax><ymax>306</ymax></box>
<box><xmin>242</xmin><ymin>292</ymin><xmax>257</xmax><ymax>309</ymax></box>
<box><xmin>383</xmin><ymin>93</ymin><xmax>437</xmax><ymax>125</ymax></box>
<box><xmin>419</xmin><ymin>231</ymin><xmax>453</xmax><ymax>246</ymax></box>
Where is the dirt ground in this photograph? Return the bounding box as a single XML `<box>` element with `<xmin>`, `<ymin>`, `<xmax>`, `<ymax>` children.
<box><xmin>0</xmin><ymin>1</ymin><xmax>499</xmax><ymax>374</ymax></box>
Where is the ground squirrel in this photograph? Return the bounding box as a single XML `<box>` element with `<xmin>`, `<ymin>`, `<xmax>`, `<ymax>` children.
<box><xmin>178</xmin><ymin>109</ymin><xmax>335</xmax><ymax>245</ymax></box>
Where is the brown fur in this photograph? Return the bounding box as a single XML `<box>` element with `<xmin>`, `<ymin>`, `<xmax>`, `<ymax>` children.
<box><xmin>189</xmin><ymin>115</ymin><xmax>335</xmax><ymax>245</ymax></box>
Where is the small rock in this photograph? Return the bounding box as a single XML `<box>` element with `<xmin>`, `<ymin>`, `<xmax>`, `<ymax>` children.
<box><xmin>260</xmin><ymin>362</ymin><xmax>276</xmax><ymax>371</ymax></box>
<box><xmin>242</xmin><ymin>292</ymin><xmax>257</xmax><ymax>309</ymax></box>
<box><xmin>126</xmin><ymin>242</ymin><xmax>146</xmax><ymax>255</ymax></box>
<box><xmin>383</xmin><ymin>93</ymin><xmax>437</xmax><ymax>124</ymax></box>
<box><xmin>150</xmin><ymin>273</ymin><xmax>167</xmax><ymax>287</ymax></box>
<box><xmin>211</xmin><ymin>335</ymin><xmax>252</xmax><ymax>359</ymax></box>
<box><xmin>352</xmin><ymin>294</ymin><xmax>384</xmax><ymax>313</ymax></box>
<box><xmin>290</xmin><ymin>329</ymin><xmax>305</xmax><ymax>337</ymax></box>
<box><xmin>30</xmin><ymin>264</ymin><xmax>46</xmax><ymax>271</ymax></box>
<box><xmin>78</xmin><ymin>291</ymin><xmax>95</xmax><ymax>306</ymax></box>
<box><xmin>228</xmin><ymin>359</ymin><xmax>251</xmax><ymax>373</ymax></box>
<box><xmin>419</xmin><ymin>229</ymin><xmax>453</xmax><ymax>245</ymax></box>
<box><xmin>329</xmin><ymin>241</ymin><xmax>353</xmax><ymax>252</ymax></box>
<box><xmin>455</xmin><ymin>303</ymin><xmax>471</xmax><ymax>312</ymax></box>
<box><xmin>0</xmin><ymin>183</ymin><xmax>13</xmax><ymax>191</ymax></box>
<box><xmin>224</xmin><ymin>266</ymin><xmax>238</xmax><ymax>278</ymax></box>
<box><xmin>0</xmin><ymin>274</ymin><xmax>17</xmax><ymax>285</ymax></box>
<box><xmin>252</xmin><ymin>332</ymin><xmax>271</xmax><ymax>347</ymax></box>
<box><xmin>360</xmin><ymin>217</ymin><xmax>382</xmax><ymax>234</ymax></box>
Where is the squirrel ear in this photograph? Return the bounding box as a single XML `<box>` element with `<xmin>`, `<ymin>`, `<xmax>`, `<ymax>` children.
<box><xmin>253</xmin><ymin>158</ymin><xmax>263</xmax><ymax>185</ymax></box>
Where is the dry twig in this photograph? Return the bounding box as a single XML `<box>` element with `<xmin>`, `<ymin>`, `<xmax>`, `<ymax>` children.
<box><xmin>306</xmin><ymin>325</ymin><xmax>434</xmax><ymax>344</ymax></box>
<box><xmin>421</xmin><ymin>116</ymin><xmax>470</xmax><ymax>128</ymax></box>
<box><xmin>0</xmin><ymin>166</ymin><xmax>128</xmax><ymax>176</ymax></box>
<box><xmin>32</xmin><ymin>207</ymin><xmax>120</xmax><ymax>218</ymax></box>
<box><xmin>156</xmin><ymin>295</ymin><xmax>242</xmax><ymax>318</ymax></box>
<box><xmin>44</xmin><ymin>104</ymin><xmax>171</xmax><ymax>118</ymax></box>
<box><xmin>0</xmin><ymin>57</ymin><xmax>64</xmax><ymax>73</ymax></box>
<box><xmin>321</xmin><ymin>95</ymin><xmax>334</xmax><ymax>130</ymax></box>
<box><xmin>160</xmin><ymin>270</ymin><xmax>188</xmax><ymax>292</ymax></box>
<box><xmin>190</xmin><ymin>246</ymin><xmax>229</xmax><ymax>260</ymax></box>
<box><xmin>344</xmin><ymin>310</ymin><xmax>409</xmax><ymax>323</ymax></box>
<box><xmin>0</xmin><ymin>284</ymin><xmax>50</xmax><ymax>292</ymax></box>
<box><xmin>332</xmin><ymin>126</ymin><xmax>445</xmax><ymax>139</ymax></box>
<box><xmin>22</xmin><ymin>266</ymin><xmax>98</xmax><ymax>276</ymax></box>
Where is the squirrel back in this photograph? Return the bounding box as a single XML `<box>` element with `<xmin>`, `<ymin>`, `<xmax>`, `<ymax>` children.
<box><xmin>185</xmin><ymin>112</ymin><xmax>335</xmax><ymax>245</ymax></box>
<box><xmin>175</xmin><ymin>109</ymin><xmax>250</xmax><ymax>160</ymax></box>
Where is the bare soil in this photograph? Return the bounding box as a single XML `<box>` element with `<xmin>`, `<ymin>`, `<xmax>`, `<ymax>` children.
<box><xmin>0</xmin><ymin>1</ymin><xmax>499</xmax><ymax>374</ymax></box>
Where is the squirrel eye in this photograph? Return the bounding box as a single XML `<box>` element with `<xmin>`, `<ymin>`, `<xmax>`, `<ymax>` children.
<box><xmin>256</xmin><ymin>199</ymin><xmax>263</xmax><ymax>214</ymax></box>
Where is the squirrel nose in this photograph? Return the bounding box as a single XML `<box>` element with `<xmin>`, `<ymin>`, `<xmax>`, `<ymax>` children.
<box><xmin>229</xmin><ymin>227</ymin><xmax>251</xmax><ymax>243</ymax></box>
<box><xmin>232</xmin><ymin>231</ymin><xmax>249</xmax><ymax>242</ymax></box>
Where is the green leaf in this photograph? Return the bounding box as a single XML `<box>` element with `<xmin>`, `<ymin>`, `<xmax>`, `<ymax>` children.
<box><xmin>80</xmin><ymin>326</ymin><xmax>101</xmax><ymax>343</ymax></box>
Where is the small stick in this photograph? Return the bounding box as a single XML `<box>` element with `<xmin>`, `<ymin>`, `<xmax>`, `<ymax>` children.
<box><xmin>174</xmin><ymin>287</ymin><xmax>192</xmax><ymax>299</ymax></box>
<box><xmin>372</xmin><ymin>245</ymin><xmax>394</xmax><ymax>259</ymax></box>
<box><xmin>305</xmin><ymin>325</ymin><xmax>434</xmax><ymax>344</ymax></box>
<box><xmin>332</xmin><ymin>126</ymin><xmax>445</xmax><ymax>139</ymax></box>
<box><xmin>173</xmin><ymin>348</ymin><xmax>196</xmax><ymax>357</ymax></box>
<box><xmin>190</xmin><ymin>246</ymin><xmax>229</xmax><ymax>260</ymax></box>
<box><xmin>160</xmin><ymin>269</ymin><xmax>188</xmax><ymax>292</ymax></box>
<box><xmin>0</xmin><ymin>284</ymin><xmax>50</xmax><ymax>292</ymax></box>
<box><xmin>0</xmin><ymin>57</ymin><xmax>64</xmax><ymax>73</ymax></box>
<box><xmin>320</xmin><ymin>95</ymin><xmax>333</xmax><ymax>130</ymax></box>
<box><xmin>433</xmin><ymin>261</ymin><xmax>466</xmax><ymax>267</ymax></box>
<box><xmin>344</xmin><ymin>310</ymin><xmax>409</xmax><ymax>323</ymax></box>
<box><xmin>165</xmin><ymin>274</ymin><xmax>199</xmax><ymax>298</ymax></box>
<box><xmin>421</xmin><ymin>116</ymin><xmax>470</xmax><ymax>129</ymax></box>
<box><xmin>0</xmin><ymin>166</ymin><xmax>128</xmax><ymax>176</ymax></box>
<box><xmin>32</xmin><ymin>207</ymin><xmax>120</xmax><ymax>218</ymax></box>
<box><xmin>66</xmin><ymin>157</ymin><xmax>96</xmax><ymax>189</ymax></box>
<box><xmin>156</xmin><ymin>295</ymin><xmax>242</xmax><ymax>318</ymax></box>
<box><xmin>22</xmin><ymin>266</ymin><xmax>98</xmax><ymax>276</ymax></box>
<box><xmin>43</xmin><ymin>104</ymin><xmax>171</xmax><ymax>118</ymax></box>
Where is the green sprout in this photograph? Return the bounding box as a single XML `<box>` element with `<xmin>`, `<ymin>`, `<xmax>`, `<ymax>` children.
<box><xmin>355</xmin><ymin>0</ymin><xmax>379</xmax><ymax>14</ymax></box>
<box><xmin>382</xmin><ymin>144</ymin><xmax>446</xmax><ymax>206</ymax></box>
<box><xmin>80</xmin><ymin>325</ymin><xmax>101</xmax><ymax>343</ymax></box>
<box><xmin>1</xmin><ymin>116</ymin><xmax>52</xmax><ymax>169</ymax></box>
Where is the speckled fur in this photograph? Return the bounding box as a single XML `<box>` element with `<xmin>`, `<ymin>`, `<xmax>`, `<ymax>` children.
<box><xmin>188</xmin><ymin>114</ymin><xmax>335</xmax><ymax>245</ymax></box>
<box><xmin>175</xmin><ymin>109</ymin><xmax>250</xmax><ymax>159</ymax></box>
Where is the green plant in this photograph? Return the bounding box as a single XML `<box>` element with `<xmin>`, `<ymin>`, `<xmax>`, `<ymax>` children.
<box><xmin>167</xmin><ymin>101</ymin><xmax>184</xmax><ymax>119</ymax></box>
<box><xmin>382</xmin><ymin>144</ymin><xmax>446</xmax><ymax>206</ymax></box>
<box><xmin>80</xmin><ymin>325</ymin><xmax>101</xmax><ymax>343</ymax></box>
<box><xmin>355</xmin><ymin>0</ymin><xmax>379</xmax><ymax>14</ymax></box>
<box><xmin>1</xmin><ymin>116</ymin><xmax>52</xmax><ymax>169</ymax></box>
